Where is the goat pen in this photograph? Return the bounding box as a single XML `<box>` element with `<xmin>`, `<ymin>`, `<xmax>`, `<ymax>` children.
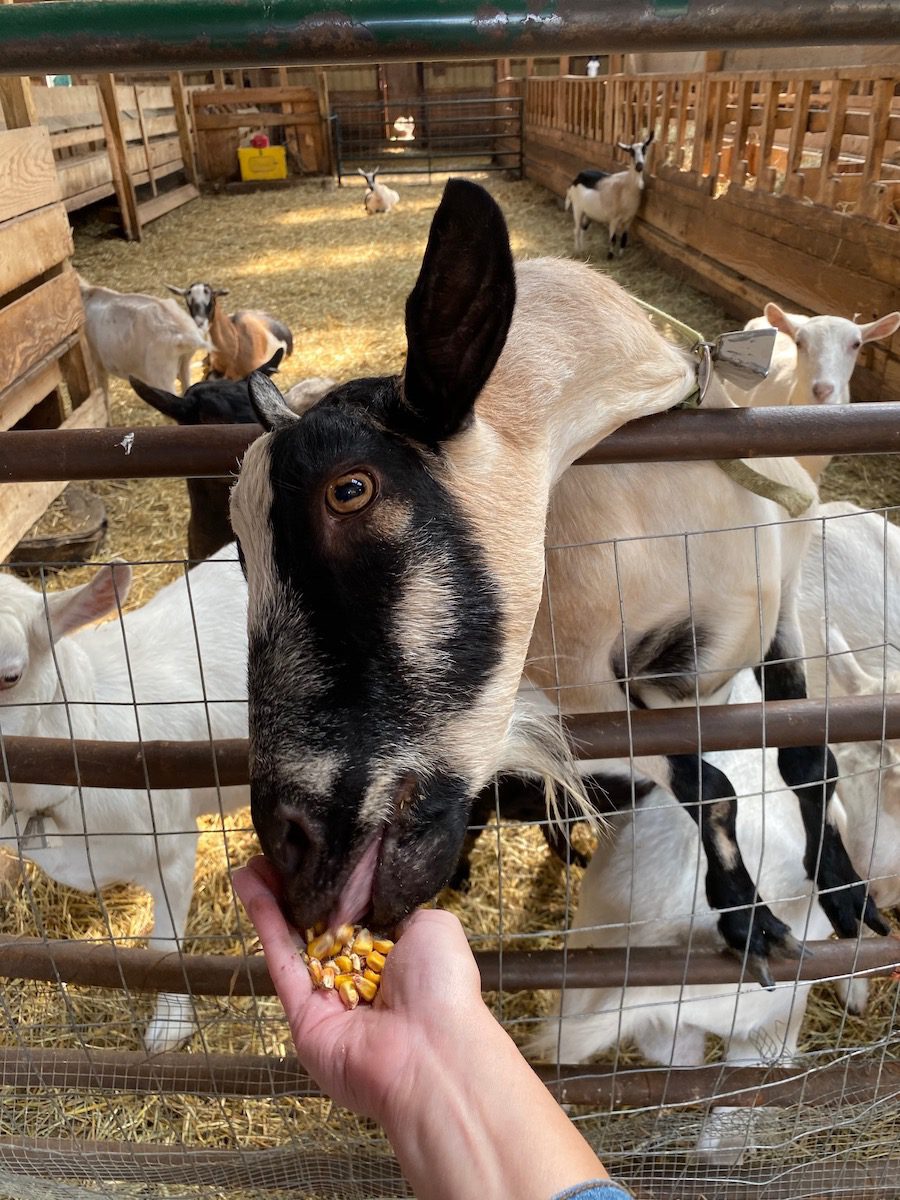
<box><xmin>1</xmin><ymin>3</ymin><xmax>900</xmax><ymax>1198</ymax></box>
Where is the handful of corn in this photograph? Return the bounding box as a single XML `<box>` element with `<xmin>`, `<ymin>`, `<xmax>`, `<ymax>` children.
<box><xmin>303</xmin><ymin>924</ymin><xmax>395</xmax><ymax>1009</ymax></box>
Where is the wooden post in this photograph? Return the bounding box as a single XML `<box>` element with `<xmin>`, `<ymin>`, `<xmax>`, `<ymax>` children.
<box><xmin>0</xmin><ymin>0</ymin><xmax>37</xmax><ymax>133</ymax></box>
<box><xmin>783</xmin><ymin>77</ymin><xmax>812</xmax><ymax>199</ymax></box>
<box><xmin>817</xmin><ymin>75</ymin><xmax>852</xmax><ymax>206</ymax></box>
<box><xmin>859</xmin><ymin>76</ymin><xmax>894</xmax><ymax>218</ymax></box>
<box><xmin>96</xmin><ymin>73</ymin><xmax>142</xmax><ymax>242</ymax></box>
<box><xmin>608</xmin><ymin>54</ymin><xmax>625</xmax><ymax>74</ymax></box>
<box><xmin>559</xmin><ymin>56</ymin><xmax>570</xmax><ymax>76</ymax></box>
<box><xmin>728</xmin><ymin>78</ymin><xmax>753</xmax><ymax>186</ymax></box>
<box><xmin>496</xmin><ymin>57</ymin><xmax>511</xmax><ymax>82</ymax></box>
<box><xmin>689</xmin><ymin>75</ymin><xmax>709</xmax><ymax>178</ymax></box>
<box><xmin>133</xmin><ymin>83</ymin><xmax>158</xmax><ymax>196</ymax></box>
<box><xmin>754</xmin><ymin>78</ymin><xmax>780</xmax><ymax>192</ymax></box>
<box><xmin>169</xmin><ymin>71</ymin><xmax>198</xmax><ymax>186</ymax></box>
<box><xmin>315</xmin><ymin>70</ymin><xmax>333</xmax><ymax>175</ymax></box>
<box><xmin>704</xmin><ymin>51</ymin><xmax>725</xmax><ymax>73</ymax></box>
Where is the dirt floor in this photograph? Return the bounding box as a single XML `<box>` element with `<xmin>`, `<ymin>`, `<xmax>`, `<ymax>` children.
<box><xmin>1</xmin><ymin>174</ymin><xmax>898</xmax><ymax>1178</ymax></box>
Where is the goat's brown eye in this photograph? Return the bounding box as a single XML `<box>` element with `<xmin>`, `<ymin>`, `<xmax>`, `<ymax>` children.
<box><xmin>326</xmin><ymin>471</ymin><xmax>376</xmax><ymax>515</ymax></box>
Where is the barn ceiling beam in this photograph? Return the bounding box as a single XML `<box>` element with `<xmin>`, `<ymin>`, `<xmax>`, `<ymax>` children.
<box><xmin>0</xmin><ymin>403</ymin><xmax>898</xmax><ymax>482</ymax></box>
<box><xmin>1</xmin><ymin>0</ymin><xmax>899</xmax><ymax>75</ymax></box>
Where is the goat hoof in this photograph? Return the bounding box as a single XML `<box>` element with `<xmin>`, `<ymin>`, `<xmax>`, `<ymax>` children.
<box><xmin>719</xmin><ymin>904</ymin><xmax>800</xmax><ymax>987</ymax></box>
<box><xmin>770</xmin><ymin>931</ymin><xmax>805</xmax><ymax>961</ymax></box>
<box><xmin>819</xmin><ymin>881</ymin><xmax>889</xmax><ymax>939</ymax></box>
<box><xmin>744</xmin><ymin>955</ymin><xmax>776</xmax><ymax>990</ymax></box>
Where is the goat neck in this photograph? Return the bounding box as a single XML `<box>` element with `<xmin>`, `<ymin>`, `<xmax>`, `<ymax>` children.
<box><xmin>231</xmin><ymin>179</ymin><xmax>695</xmax><ymax>935</ymax></box>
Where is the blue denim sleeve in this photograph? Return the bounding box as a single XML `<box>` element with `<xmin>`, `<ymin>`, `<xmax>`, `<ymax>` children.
<box><xmin>550</xmin><ymin>1183</ymin><xmax>632</xmax><ymax>1200</ymax></box>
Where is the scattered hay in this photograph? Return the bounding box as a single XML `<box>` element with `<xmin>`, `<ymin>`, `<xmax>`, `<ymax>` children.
<box><xmin>0</xmin><ymin>176</ymin><xmax>896</xmax><ymax>1184</ymax></box>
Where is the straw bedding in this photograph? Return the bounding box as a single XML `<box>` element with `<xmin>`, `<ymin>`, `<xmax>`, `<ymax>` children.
<box><xmin>1</xmin><ymin>175</ymin><xmax>897</xmax><ymax>1191</ymax></box>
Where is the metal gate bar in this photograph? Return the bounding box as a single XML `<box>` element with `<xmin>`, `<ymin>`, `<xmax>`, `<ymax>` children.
<box><xmin>332</xmin><ymin>95</ymin><xmax>523</xmax><ymax>182</ymax></box>
<box><xmin>0</xmin><ymin>934</ymin><xmax>897</xmax><ymax>994</ymax></box>
<box><xmin>2</xmin><ymin>1</ymin><xmax>899</xmax><ymax>74</ymax></box>
<box><xmin>1</xmin><ymin>692</ymin><xmax>898</xmax><ymax>788</ymax></box>
<box><xmin>0</xmin><ymin>404</ymin><xmax>897</xmax><ymax>482</ymax></box>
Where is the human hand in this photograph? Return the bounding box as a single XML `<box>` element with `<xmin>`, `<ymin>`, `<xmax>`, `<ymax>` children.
<box><xmin>232</xmin><ymin>855</ymin><xmax>489</xmax><ymax>1127</ymax></box>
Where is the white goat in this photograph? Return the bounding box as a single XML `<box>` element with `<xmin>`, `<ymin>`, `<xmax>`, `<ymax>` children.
<box><xmin>79</xmin><ymin>278</ymin><xmax>210</xmax><ymax>395</ymax></box>
<box><xmin>565</xmin><ymin>132</ymin><xmax>653</xmax><ymax>255</ymax></box>
<box><xmin>731</xmin><ymin>302</ymin><xmax>900</xmax><ymax>481</ymax></box>
<box><xmin>357</xmin><ymin>167</ymin><xmax>400</xmax><ymax>215</ymax></box>
<box><xmin>0</xmin><ymin>547</ymin><xmax>248</xmax><ymax>1052</ymax></box>
<box><xmin>529</xmin><ymin>670</ymin><xmax>836</xmax><ymax>1165</ymax></box>
<box><xmin>166</xmin><ymin>282</ymin><xmax>293</xmax><ymax>382</ymax></box>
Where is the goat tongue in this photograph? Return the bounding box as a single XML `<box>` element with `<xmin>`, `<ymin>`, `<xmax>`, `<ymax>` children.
<box><xmin>329</xmin><ymin>833</ymin><xmax>383</xmax><ymax>929</ymax></box>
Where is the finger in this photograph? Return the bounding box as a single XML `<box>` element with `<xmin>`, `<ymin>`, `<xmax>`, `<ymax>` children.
<box><xmin>233</xmin><ymin>864</ymin><xmax>312</xmax><ymax>997</ymax></box>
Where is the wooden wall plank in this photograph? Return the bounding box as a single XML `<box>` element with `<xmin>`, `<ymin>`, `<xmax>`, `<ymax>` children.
<box><xmin>0</xmin><ymin>360</ymin><xmax>64</xmax><ymax>433</ymax></box>
<box><xmin>0</xmin><ymin>127</ymin><xmax>61</xmax><ymax>224</ymax></box>
<box><xmin>0</xmin><ymin>272</ymin><xmax>83</xmax><ymax>393</ymax></box>
<box><xmin>96</xmin><ymin>74</ymin><xmax>141</xmax><ymax>241</ymax></box>
<box><xmin>0</xmin><ymin>205</ymin><xmax>73</xmax><ymax>298</ymax></box>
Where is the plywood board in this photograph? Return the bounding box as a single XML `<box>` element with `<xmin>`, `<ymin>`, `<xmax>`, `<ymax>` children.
<box><xmin>0</xmin><ymin>127</ymin><xmax>61</xmax><ymax>224</ymax></box>
<box><xmin>0</xmin><ymin>271</ymin><xmax>82</xmax><ymax>393</ymax></box>
<box><xmin>0</xmin><ymin>204</ymin><xmax>72</xmax><ymax>297</ymax></box>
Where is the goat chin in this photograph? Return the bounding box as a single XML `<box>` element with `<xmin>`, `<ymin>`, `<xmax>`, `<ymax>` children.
<box><xmin>492</xmin><ymin>696</ymin><xmax>598</xmax><ymax>837</ymax></box>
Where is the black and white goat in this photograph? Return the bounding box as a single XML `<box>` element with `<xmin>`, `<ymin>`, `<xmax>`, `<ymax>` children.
<box><xmin>131</xmin><ymin>355</ymin><xmax>336</xmax><ymax>560</ymax></box>
<box><xmin>565</xmin><ymin>132</ymin><xmax>654</xmax><ymax>256</ymax></box>
<box><xmin>230</xmin><ymin>181</ymin><xmax>884</xmax><ymax>976</ymax></box>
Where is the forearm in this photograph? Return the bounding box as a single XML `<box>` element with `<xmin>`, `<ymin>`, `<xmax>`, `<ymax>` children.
<box><xmin>383</xmin><ymin>1005</ymin><xmax>607</xmax><ymax>1200</ymax></box>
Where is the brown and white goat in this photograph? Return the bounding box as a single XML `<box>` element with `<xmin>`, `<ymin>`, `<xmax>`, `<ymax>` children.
<box><xmin>230</xmin><ymin>180</ymin><xmax>884</xmax><ymax>975</ymax></box>
<box><xmin>166</xmin><ymin>282</ymin><xmax>293</xmax><ymax>381</ymax></box>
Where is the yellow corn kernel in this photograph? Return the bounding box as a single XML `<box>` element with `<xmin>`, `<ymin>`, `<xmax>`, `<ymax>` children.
<box><xmin>334</xmin><ymin>955</ymin><xmax>353</xmax><ymax>974</ymax></box>
<box><xmin>363</xmin><ymin>968</ymin><xmax>381</xmax><ymax>986</ymax></box>
<box><xmin>355</xmin><ymin>975</ymin><xmax>378</xmax><ymax>1003</ymax></box>
<box><xmin>335</xmin><ymin>923</ymin><xmax>355</xmax><ymax>946</ymax></box>
<box><xmin>352</xmin><ymin>929</ymin><xmax>374</xmax><ymax>955</ymax></box>
<box><xmin>350</xmin><ymin>952</ymin><xmax>362</xmax><ymax>972</ymax></box>
<box><xmin>308</xmin><ymin>932</ymin><xmax>334</xmax><ymax>960</ymax></box>
<box><xmin>339</xmin><ymin>980</ymin><xmax>359</xmax><ymax>1009</ymax></box>
<box><xmin>366</xmin><ymin>950</ymin><xmax>386</xmax><ymax>973</ymax></box>
<box><xmin>308</xmin><ymin>959</ymin><xmax>324</xmax><ymax>986</ymax></box>
<box><xmin>372</xmin><ymin>938</ymin><xmax>394</xmax><ymax>955</ymax></box>
<box><xmin>334</xmin><ymin>972</ymin><xmax>355</xmax><ymax>989</ymax></box>
<box><xmin>327</xmin><ymin>939</ymin><xmax>343</xmax><ymax>959</ymax></box>
<box><xmin>305</xmin><ymin>928</ymin><xmax>316</xmax><ymax>944</ymax></box>
<box><xmin>321</xmin><ymin>966</ymin><xmax>336</xmax><ymax>990</ymax></box>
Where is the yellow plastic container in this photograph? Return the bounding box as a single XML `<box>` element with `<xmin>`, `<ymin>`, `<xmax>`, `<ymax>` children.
<box><xmin>238</xmin><ymin>145</ymin><xmax>287</xmax><ymax>181</ymax></box>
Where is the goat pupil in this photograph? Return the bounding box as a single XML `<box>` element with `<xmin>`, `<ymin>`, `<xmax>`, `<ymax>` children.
<box><xmin>337</xmin><ymin>480</ymin><xmax>364</xmax><ymax>502</ymax></box>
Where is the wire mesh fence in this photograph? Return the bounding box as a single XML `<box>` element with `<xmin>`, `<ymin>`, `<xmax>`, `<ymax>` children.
<box><xmin>0</xmin><ymin>486</ymin><xmax>897</xmax><ymax>1197</ymax></box>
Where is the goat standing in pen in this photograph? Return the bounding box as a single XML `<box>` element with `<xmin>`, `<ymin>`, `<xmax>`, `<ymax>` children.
<box><xmin>79</xmin><ymin>278</ymin><xmax>210</xmax><ymax>394</ymax></box>
<box><xmin>167</xmin><ymin>281</ymin><xmax>293</xmax><ymax>380</ymax></box>
<box><xmin>0</xmin><ymin>548</ymin><xmax>248</xmax><ymax>1052</ymax></box>
<box><xmin>230</xmin><ymin>180</ymin><xmax>885</xmax><ymax>982</ymax></box>
<box><xmin>565</xmin><ymin>132</ymin><xmax>653</xmax><ymax>256</ymax></box>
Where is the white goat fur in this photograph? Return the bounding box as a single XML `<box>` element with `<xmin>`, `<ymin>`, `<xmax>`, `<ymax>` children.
<box><xmin>358</xmin><ymin>167</ymin><xmax>400</xmax><ymax>214</ymax></box>
<box><xmin>730</xmin><ymin>302</ymin><xmax>900</xmax><ymax>480</ymax></box>
<box><xmin>0</xmin><ymin>547</ymin><xmax>248</xmax><ymax>1051</ymax></box>
<box><xmin>530</xmin><ymin>671</ymin><xmax>834</xmax><ymax>1162</ymax></box>
<box><xmin>565</xmin><ymin>136</ymin><xmax>652</xmax><ymax>254</ymax></box>
<box><xmin>798</xmin><ymin>503</ymin><xmax>900</xmax><ymax>972</ymax></box>
<box><xmin>80</xmin><ymin>279</ymin><xmax>210</xmax><ymax>394</ymax></box>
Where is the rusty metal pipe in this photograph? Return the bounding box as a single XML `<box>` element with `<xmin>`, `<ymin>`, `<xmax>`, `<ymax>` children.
<box><xmin>0</xmin><ymin>405</ymin><xmax>898</xmax><ymax>484</ymax></box>
<box><xmin>2</xmin><ymin>1</ymin><xmax>898</xmax><ymax>75</ymax></box>
<box><xmin>0</xmin><ymin>934</ymin><xmax>896</xmax><ymax>995</ymax></box>
<box><xmin>0</xmin><ymin>1048</ymin><xmax>897</xmax><ymax>1112</ymax></box>
<box><xmin>1</xmin><ymin>694</ymin><xmax>897</xmax><ymax>788</ymax></box>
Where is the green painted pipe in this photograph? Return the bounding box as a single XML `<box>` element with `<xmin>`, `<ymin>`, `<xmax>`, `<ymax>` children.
<box><xmin>0</xmin><ymin>0</ymin><xmax>898</xmax><ymax>75</ymax></box>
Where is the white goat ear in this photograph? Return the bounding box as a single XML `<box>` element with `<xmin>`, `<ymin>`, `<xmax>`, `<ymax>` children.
<box><xmin>165</xmin><ymin>283</ymin><xmax>188</xmax><ymax>297</ymax></box>
<box><xmin>357</xmin><ymin>168</ymin><xmax>368</xmax><ymax>179</ymax></box>
<box><xmin>248</xmin><ymin>370</ymin><xmax>299</xmax><ymax>431</ymax></box>
<box><xmin>616</xmin><ymin>141</ymin><xmax>630</xmax><ymax>151</ymax></box>
<box><xmin>858</xmin><ymin>312</ymin><xmax>900</xmax><ymax>344</ymax></box>
<box><xmin>763</xmin><ymin>302</ymin><xmax>801</xmax><ymax>340</ymax></box>
<box><xmin>44</xmin><ymin>561</ymin><xmax>133</xmax><ymax>641</ymax></box>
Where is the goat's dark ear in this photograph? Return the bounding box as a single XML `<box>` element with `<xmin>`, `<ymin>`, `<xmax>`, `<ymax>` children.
<box><xmin>400</xmin><ymin>179</ymin><xmax>515</xmax><ymax>444</ymax></box>
<box><xmin>643</xmin><ymin>130</ymin><xmax>655</xmax><ymax>149</ymax></box>
<box><xmin>129</xmin><ymin>376</ymin><xmax>192</xmax><ymax>422</ymax></box>
<box><xmin>214</xmin><ymin>287</ymin><xmax>230</xmax><ymax>298</ymax></box>
<box><xmin>260</xmin><ymin>347</ymin><xmax>285</xmax><ymax>376</ymax></box>
<box><xmin>165</xmin><ymin>283</ymin><xmax>187</xmax><ymax>297</ymax></box>
<box><xmin>248</xmin><ymin>370</ymin><xmax>299</xmax><ymax>431</ymax></box>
